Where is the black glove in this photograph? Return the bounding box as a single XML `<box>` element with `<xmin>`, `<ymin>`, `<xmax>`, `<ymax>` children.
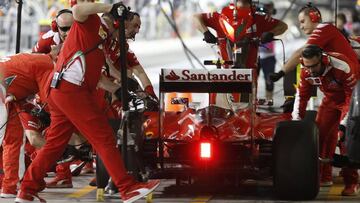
<box><xmin>128</xmin><ymin>78</ymin><xmax>140</xmax><ymax>92</ymax></box>
<box><xmin>260</xmin><ymin>32</ymin><xmax>274</xmax><ymax>44</ymax></box>
<box><xmin>31</xmin><ymin>107</ymin><xmax>51</xmax><ymax>128</ymax></box>
<box><xmin>110</xmin><ymin>2</ymin><xmax>129</xmax><ymax>20</ymax></box>
<box><xmin>203</xmin><ymin>30</ymin><xmax>217</xmax><ymax>44</ymax></box>
<box><xmin>269</xmin><ymin>70</ymin><xmax>285</xmax><ymax>82</ymax></box>
<box><xmin>114</xmin><ymin>78</ymin><xmax>140</xmax><ymax>101</ymax></box>
<box><xmin>280</xmin><ymin>97</ymin><xmax>295</xmax><ymax>113</ymax></box>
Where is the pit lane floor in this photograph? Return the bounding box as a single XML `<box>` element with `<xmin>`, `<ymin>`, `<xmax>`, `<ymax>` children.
<box><xmin>1</xmin><ymin>171</ymin><xmax>359</xmax><ymax>203</ymax></box>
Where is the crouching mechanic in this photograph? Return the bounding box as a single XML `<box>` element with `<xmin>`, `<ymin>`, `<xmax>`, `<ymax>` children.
<box><xmin>0</xmin><ymin>53</ymin><xmax>54</xmax><ymax>198</ymax></box>
<box><xmin>15</xmin><ymin>1</ymin><xmax>160</xmax><ymax>203</ymax></box>
<box><xmin>292</xmin><ymin>45</ymin><xmax>359</xmax><ymax>196</ymax></box>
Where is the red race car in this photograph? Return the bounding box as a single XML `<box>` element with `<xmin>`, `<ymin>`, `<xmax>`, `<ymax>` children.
<box><xmin>139</xmin><ymin>68</ymin><xmax>319</xmax><ymax>200</ymax></box>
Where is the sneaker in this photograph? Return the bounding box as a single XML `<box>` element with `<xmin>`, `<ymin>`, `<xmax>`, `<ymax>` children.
<box><xmin>122</xmin><ymin>180</ymin><xmax>160</xmax><ymax>203</ymax></box>
<box><xmin>0</xmin><ymin>192</ymin><xmax>16</xmax><ymax>198</ymax></box>
<box><xmin>341</xmin><ymin>184</ymin><xmax>359</xmax><ymax>196</ymax></box>
<box><xmin>14</xmin><ymin>190</ymin><xmax>46</xmax><ymax>203</ymax></box>
<box><xmin>46</xmin><ymin>176</ymin><xmax>73</xmax><ymax>188</ymax></box>
<box><xmin>0</xmin><ymin>188</ymin><xmax>17</xmax><ymax>198</ymax></box>
<box><xmin>320</xmin><ymin>181</ymin><xmax>333</xmax><ymax>187</ymax></box>
<box><xmin>71</xmin><ymin>161</ymin><xmax>86</xmax><ymax>176</ymax></box>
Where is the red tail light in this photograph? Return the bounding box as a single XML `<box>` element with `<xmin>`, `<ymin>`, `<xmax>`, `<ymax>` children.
<box><xmin>200</xmin><ymin>142</ymin><xmax>211</xmax><ymax>159</ymax></box>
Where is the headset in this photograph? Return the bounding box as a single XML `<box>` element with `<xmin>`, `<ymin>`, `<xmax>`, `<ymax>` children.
<box><xmin>51</xmin><ymin>9</ymin><xmax>73</xmax><ymax>32</ymax></box>
<box><xmin>300</xmin><ymin>2</ymin><xmax>322</xmax><ymax>23</ymax></box>
<box><xmin>300</xmin><ymin>45</ymin><xmax>330</xmax><ymax>67</ymax></box>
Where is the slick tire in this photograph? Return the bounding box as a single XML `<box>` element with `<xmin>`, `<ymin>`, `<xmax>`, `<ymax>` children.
<box><xmin>273</xmin><ymin>111</ymin><xmax>319</xmax><ymax>200</ymax></box>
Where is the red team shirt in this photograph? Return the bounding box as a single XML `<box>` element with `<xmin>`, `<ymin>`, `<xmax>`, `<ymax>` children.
<box><xmin>293</xmin><ymin>53</ymin><xmax>357</xmax><ymax>120</ymax></box>
<box><xmin>200</xmin><ymin>11</ymin><xmax>280</xmax><ymax>69</ymax></box>
<box><xmin>105</xmin><ymin>39</ymin><xmax>140</xmax><ymax>69</ymax></box>
<box><xmin>0</xmin><ymin>53</ymin><xmax>54</xmax><ymax>101</ymax></box>
<box><xmin>55</xmin><ymin>14</ymin><xmax>110</xmax><ymax>91</ymax></box>
<box><xmin>32</xmin><ymin>31</ymin><xmax>61</xmax><ymax>53</ymax></box>
<box><xmin>307</xmin><ymin>23</ymin><xmax>359</xmax><ymax>77</ymax></box>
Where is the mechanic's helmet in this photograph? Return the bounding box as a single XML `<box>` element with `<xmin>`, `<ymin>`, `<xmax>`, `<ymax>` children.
<box><xmin>219</xmin><ymin>3</ymin><xmax>253</xmax><ymax>43</ymax></box>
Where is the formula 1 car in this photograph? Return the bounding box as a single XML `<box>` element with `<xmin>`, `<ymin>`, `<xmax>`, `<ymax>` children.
<box><xmin>96</xmin><ymin>1</ymin><xmax>320</xmax><ymax>200</ymax></box>
<box><xmin>142</xmin><ymin>1</ymin><xmax>319</xmax><ymax>199</ymax></box>
<box><xmin>147</xmin><ymin>68</ymin><xmax>319</xmax><ymax>200</ymax></box>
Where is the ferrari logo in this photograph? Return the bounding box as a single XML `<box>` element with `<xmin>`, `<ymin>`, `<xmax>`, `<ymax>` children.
<box><xmin>2</xmin><ymin>75</ymin><xmax>17</xmax><ymax>89</ymax></box>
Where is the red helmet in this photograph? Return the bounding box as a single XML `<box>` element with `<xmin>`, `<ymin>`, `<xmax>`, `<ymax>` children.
<box><xmin>218</xmin><ymin>3</ymin><xmax>253</xmax><ymax>43</ymax></box>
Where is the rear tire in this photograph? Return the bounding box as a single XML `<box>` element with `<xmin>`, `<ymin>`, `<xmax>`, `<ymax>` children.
<box><xmin>273</xmin><ymin>111</ymin><xmax>319</xmax><ymax>200</ymax></box>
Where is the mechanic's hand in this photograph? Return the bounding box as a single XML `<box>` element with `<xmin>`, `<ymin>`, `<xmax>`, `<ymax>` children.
<box><xmin>4</xmin><ymin>94</ymin><xmax>16</xmax><ymax>104</ymax></box>
<box><xmin>110</xmin><ymin>2</ymin><xmax>129</xmax><ymax>20</ymax></box>
<box><xmin>260</xmin><ymin>32</ymin><xmax>274</xmax><ymax>44</ymax></box>
<box><xmin>269</xmin><ymin>70</ymin><xmax>285</xmax><ymax>82</ymax></box>
<box><xmin>31</xmin><ymin>107</ymin><xmax>51</xmax><ymax>128</ymax></box>
<box><xmin>144</xmin><ymin>86</ymin><xmax>159</xmax><ymax>101</ymax></box>
<box><xmin>203</xmin><ymin>30</ymin><xmax>217</xmax><ymax>44</ymax></box>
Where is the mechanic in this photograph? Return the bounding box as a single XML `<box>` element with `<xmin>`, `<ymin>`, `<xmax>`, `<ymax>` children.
<box><xmin>102</xmin><ymin>12</ymin><xmax>157</xmax><ymax>101</ymax></box>
<box><xmin>193</xmin><ymin>0</ymin><xmax>287</xmax><ymax>70</ymax></box>
<box><xmin>0</xmin><ymin>53</ymin><xmax>55</xmax><ymax>198</ymax></box>
<box><xmin>292</xmin><ymin>45</ymin><xmax>359</xmax><ymax>196</ymax></box>
<box><xmin>269</xmin><ymin>3</ymin><xmax>359</xmax><ymax>83</ymax></box>
<box><xmin>32</xmin><ymin>9</ymin><xmax>73</xmax><ymax>53</ymax></box>
<box><xmin>258</xmin><ymin>0</ymin><xmax>277</xmax><ymax>103</ymax></box>
<box><xmin>15</xmin><ymin>1</ymin><xmax>160</xmax><ymax>202</ymax></box>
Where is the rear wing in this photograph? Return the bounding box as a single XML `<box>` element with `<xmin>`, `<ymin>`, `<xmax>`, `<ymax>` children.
<box><xmin>160</xmin><ymin>69</ymin><xmax>254</xmax><ymax>93</ymax></box>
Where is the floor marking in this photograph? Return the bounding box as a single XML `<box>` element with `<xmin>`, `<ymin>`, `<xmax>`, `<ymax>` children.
<box><xmin>191</xmin><ymin>195</ymin><xmax>212</xmax><ymax>203</ymax></box>
<box><xmin>326</xmin><ymin>184</ymin><xmax>342</xmax><ymax>201</ymax></box>
<box><xmin>66</xmin><ymin>185</ymin><xmax>96</xmax><ymax>198</ymax></box>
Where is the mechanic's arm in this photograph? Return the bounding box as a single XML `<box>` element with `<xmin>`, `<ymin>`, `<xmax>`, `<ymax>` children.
<box><xmin>105</xmin><ymin>58</ymin><xmax>121</xmax><ymax>81</ymax></box>
<box><xmin>291</xmin><ymin>70</ymin><xmax>311</xmax><ymax>120</ymax></box>
<box><xmin>283</xmin><ymin>46</ymin><xmax>303</xmax><ymax>74</ymax></box>
<box><xmin>72</xmin><ymin>2</ymin><xmax>112</xmax><ymax>22</ymax></box>
<box><xmin>270</xmin><ymin>46</ymin><xmax>304</xmax><ymax>82</ymax></box>
<box><xmin>97</xmin><ymin>74</ymin><xmax>119</xmax><ymax>93</ymax></box>
<box><xmin>131</xmin><ymin>64</ymin><xmax>157</xmax><ymax>98</ymax></box>
<box><xmin>269</xmin><ymin>20</ymin><xmax>288</xmax><ymax>36</ymax></box>
<box><xmin>104</xmin><ymin>58</ymin><xmax>133</xmax><ymax>83</ymax></box>
<box><xmin>131</xmin><ymin>64</ymin><xmax>152</xmax><ymax>89</ymax></box>
<box><xmin>193</xmin><ymin>13</ymin><xmax>209</xmax><ymax>33</ymax></box>
<box><xmin>25</xmin><ymin>130</ymin><xmax>45</xmax><ymax>149</ymax></box>
<box><xmin>193</xmin><ymin>13</ymin><xmax>218</xmax><ymax>44</ymax></box>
